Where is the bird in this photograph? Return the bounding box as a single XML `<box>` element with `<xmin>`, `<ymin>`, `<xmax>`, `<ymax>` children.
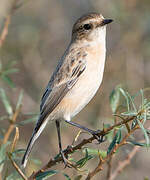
<box><xmin>22</xmin><ymin>12</ymin><xmax>113</xmax><ymax>168</ymax></box>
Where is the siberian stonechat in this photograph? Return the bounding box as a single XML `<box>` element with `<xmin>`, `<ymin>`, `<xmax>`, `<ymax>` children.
<box><xmin>22</xmin><ymin>12</ymin><xmax>113</xmax><ymax>168</ymax></box>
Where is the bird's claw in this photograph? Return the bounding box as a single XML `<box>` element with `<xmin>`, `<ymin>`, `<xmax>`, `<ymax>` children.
<box><xmin>91</xmin><ymin>130</ymin><xmax>105</xmax><ymax>144</ymax></box>
<box><xmin>60</xmin><ymin>150</ymin><xmax>72</xmax><ymax>168</ymax></box>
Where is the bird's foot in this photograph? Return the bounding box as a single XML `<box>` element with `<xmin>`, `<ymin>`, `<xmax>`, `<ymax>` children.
<box><xmin>90</xmin><ymin>130</ymin><xmax>105</xmax><ymax>144</ymax></box>
<box><xmin>60</xmin><ymin>150</ymin><xmax>72</xmax><ymax>168</ymax></box>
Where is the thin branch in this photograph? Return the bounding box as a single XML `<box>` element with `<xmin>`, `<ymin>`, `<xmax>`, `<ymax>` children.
<box><xmin>28</xmin><ymin>116</ymin><xmax>136</xmax><ymax>179</ymax></box>
<box><xmin>3</xmin><ymin>106</ymin><xmax>21</xmax><ymax>144</ymax></box>
<box><xmin>3</xmin><ymin>123</ymin><xmax>15</xmax><ymax>144</ymax></box>
<box><xmin>109</xmin><ymin>146</ymin><xmax>140</xmax><ymax>180</ymax></box>
<box><xmin>0</xmin><ymin>0</ymin><xmax>23</xmax><ymax>48</ymax></box>
<box><xmin>10</xmin><ymin>127</ymin><xmax>19</xmax><ymax>153</ymax></box>
<box><xmin>108</xmin><ymin>125</ymin><xmax>150</xmax><ymax>180</ymax></box>
<box><xmin>7</xmin><ymin>153</ymin><xmax>27</xmax><ymax>180</ymax></box>
<box><xmin>5</xmin><ymin>120</ymin><xmax>27</xmax><ymax>180</ymax></box>
<box><xmin>106</xmin><ymin>156</ymin><xmax>113</xmax><ymax>180</ymax></box>
<box><xmin>6</xmin><ymin>125</ymin><xmax>27</xmax><ymax>180</ymax></box>
<box><xmin>0</xmin><ymin>15</ymin><xmax>11</xmax><ymax>48</ymax></box>
<box><xmin>85</xmin><ymin>125</ymin><xmax>139</xmax><ymax>180</ymax></box>
<box><xmin>0</xmin><ymin>173</ymin><xmax>2</xmax><ymax>180</ymax></box>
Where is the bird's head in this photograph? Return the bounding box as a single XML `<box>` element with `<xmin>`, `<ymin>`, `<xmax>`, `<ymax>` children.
<box><xmin>72</xmin><ymin>13</ymin><xmax>113</xmax><ymax>43</ymax></box>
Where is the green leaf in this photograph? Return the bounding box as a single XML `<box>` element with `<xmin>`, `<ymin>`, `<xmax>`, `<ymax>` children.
<box><xmin>109</xmin><ymin>88</ymin><xmax>120</xmax><ymax>113</ymax></box>
<box><xmin>82</xmin><ymin>148</ymin><xmax>107</xmax><ymax>158</ymax></box>
<box><xmin>16</xmin><ymin>90</ymin><xmax>23</xmax><ymax>110</ymax></box>
<box><xmin>121</xmin><ymin>111</ymin><xmax>137</xmax><ymax>116</ymax></box>
<box><xmin>143</xmin><ymin>108</ymin><xmax>147</xmax><ymax>124</ymax></box>
<box><xmin>107</xmin><ymin>129</ymin><xmax>122</xmax><ymax>154</ymax></box>
<box><xmin>143</xmin><ymin>101</ymin><xmax>150</xmax><ymax>109</ymax></box>
<box><xmin>106</xmin><ymin>131</ymin><xmax>114</xmax><ymax>142</ymax></box>
<box><xmin>54</xmin><ymin>153</ymin><xmax>61</xmax><ymax>160</ymax></box>
<box><xmin>115</xmin><ymin>129</ymin><xmax>122</xmax><ymax>144</ymax></box>
<box><xmin>131</xmin><ymin>119</ymin><xmax>138</xmax><ymax>129</ymax></box>
<box><xmin>140</xmin><ymin>89</ymin><xmax>144</xmax><ymax>108</ymax></box>
<box><xmin>76</xmin><ymin>149</ymin><xmax>93</xmax><ymax>168</ymax></box>
<box><xmin>36</xmin><ymin>170</ymin><xmax>58</xmax><ymax>180</ymax></box>
<box><xmin>0</xmin><ymin>88</ymin><xmax>13</xmax><ymax>116</ymax></box>
<box><xmin>104</xmin><ymin>124</ymin><xmax>115</xmax><ymax>142</ymax></box>
<box><xmin>63</xmin><ymin>173</ymin><xmax>71</xmax><ymax>180</ymax></box>
<box><xmin>11</xmin><ymin>149</ymin><xmax>25</xmax><ymax>158</ymax></box>
<box><xmin>126</xmin><ymin>92</ymin><xmax>137</xmax><ymax>112</ymax></box>
<box><xmin>137</xmin><ymin>119</ymin><xmax>150</xmax><ymax>146</ymax></box>
<box><xmin>128</xmin><ymin>140</ymin><xmax>150</xmax><ymax>147</ymax></box>
<box><xmin>119</xmin><ymin>88</ymin><xmax>130</xmax><ymax>111</ymax></box>
<box><xmin>10</xmin><ymin>149</ymin><xmax>26</xmax><ymax>161</ymax></box>
<box><xmin>1</xmin><ymin>75</ymin><xmax>15</xmax><ymax>88</ymax></box>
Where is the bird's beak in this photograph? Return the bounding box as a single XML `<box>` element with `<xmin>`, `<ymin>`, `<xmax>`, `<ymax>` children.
<box><xmin>101</xmin><ymin>19</ymin><xmax>113</xmax><ymax>26</ymax></box>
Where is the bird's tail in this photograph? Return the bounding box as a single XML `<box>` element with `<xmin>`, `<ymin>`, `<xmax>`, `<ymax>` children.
<box><xmin>21</xmin><ymin>118</ymin><xmax>48</xmax><ymax>168</ymax></box>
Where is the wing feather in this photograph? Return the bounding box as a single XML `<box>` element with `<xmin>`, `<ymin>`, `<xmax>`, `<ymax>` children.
<box><xmin>36</xmin><ymin>50</ymin><xmax>86</xmax><ymax>131</ymax></box>
<box><xmin>21</xmin><ymin>48</ymin><xmax>87</xmax><ymax>167</ymax></box>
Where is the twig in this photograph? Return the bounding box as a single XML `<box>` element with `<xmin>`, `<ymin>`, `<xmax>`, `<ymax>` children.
<box><xmin>7</xmin><ymin>153</ymin><xmax>27</xmax><ymax>180</ymax></box>
<box><xmin>28</xmin><ymin>116</ymin><xmax>136</xmax><ymax>179</ymax></box>
<box><xmin>108</xmin><ymin>146</ymin><xmax>140</xmax><ymax>180</ymax></box>
<box><xmin>85</xmin><ymin>124</ymin><xmax>139</xmax><ymax>180</ymax></box>
<box><xmin>10</xmin><ymin>127</ymin><xmax>19</xmax><ymax>153</ymax></box>
<box><xmin>0</xmin><ymin>0</ymin><xmax>22</xmax><ymax>48</ymax></box>
<box><xmin>0</xmin><ymin>16</ymin><xmax>11</xmax><ymax>48</ymax></box>
<box><xmin>106</xmin><ymin>156</ymin><xmax>113</xmax><ymax>180</ymax></box>
<box><xmin>3</xmin><ymin>123</ymin><xmax>15</xmax><ymax>144</ymax></box>
<box><xmin>3</xmin><ymin>106</ymin><xmax>21</xmax><ymax>144</ymax></box>
<box><xmin>0</xmin><ymin>173</ymin><xmax>2</xmax><ymax>180</ymax></box>
<box><xmin>7</xmin><ymin>122</ymin><xmax>25</xmax><ymax>180</ymax></box>
<box><xmin>108</xmin><ymin>124</ymin><xmax>150</xmax><ymax>180</ymax></box>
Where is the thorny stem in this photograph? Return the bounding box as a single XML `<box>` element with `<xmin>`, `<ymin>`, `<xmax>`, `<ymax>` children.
<box><xmin>28</xmin><ymin>115</ymin><xmax>136</xmax><ymax>179</ymax></box>
<box><xmin>7</xmin><ymin>153</ymin><xmax>28</xmax><ymax>180</ymax></box>
<box><xmin>85</xmin><ymin>124</ymin><xmax>139</xmax><ymax>180</ymax></box>
<box><xmin>108</xmin><ymin>146</ymin><xmax>140</xmax><ymax>180</ymax></box>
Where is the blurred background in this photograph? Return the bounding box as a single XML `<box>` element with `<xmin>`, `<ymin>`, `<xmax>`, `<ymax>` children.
<box><xmin>0</xmin><ymin>0</ymin><xmax>150</xmax><ymax>179</ymax></box>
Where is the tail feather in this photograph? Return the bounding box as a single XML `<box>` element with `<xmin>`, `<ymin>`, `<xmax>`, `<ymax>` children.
<box><xmin>21</xmin><ymin>132</ymin><xmax>37</xmax><ymax>168</ymax></box>
<box><xmin>21</xmin><ymin>118</ymin><xmax>48</xmax><ymax>168</ymax></box>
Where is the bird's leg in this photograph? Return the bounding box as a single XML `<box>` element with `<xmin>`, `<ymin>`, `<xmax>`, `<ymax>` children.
<box><xmin>55</xmin><ymin>120</ymin><xmax>72</xmax><ymax>168</ymax></box>
<box><xmin>65</xmin><ymin>120</ymin><xmax>105</xmax><ymax>144</ymax></box>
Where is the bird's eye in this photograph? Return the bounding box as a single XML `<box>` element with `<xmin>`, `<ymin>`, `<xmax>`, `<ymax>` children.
<box><xmin>83</xmin><ymin>24</ymin><xmax>92</xmax><ymax>30</ymax></box>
